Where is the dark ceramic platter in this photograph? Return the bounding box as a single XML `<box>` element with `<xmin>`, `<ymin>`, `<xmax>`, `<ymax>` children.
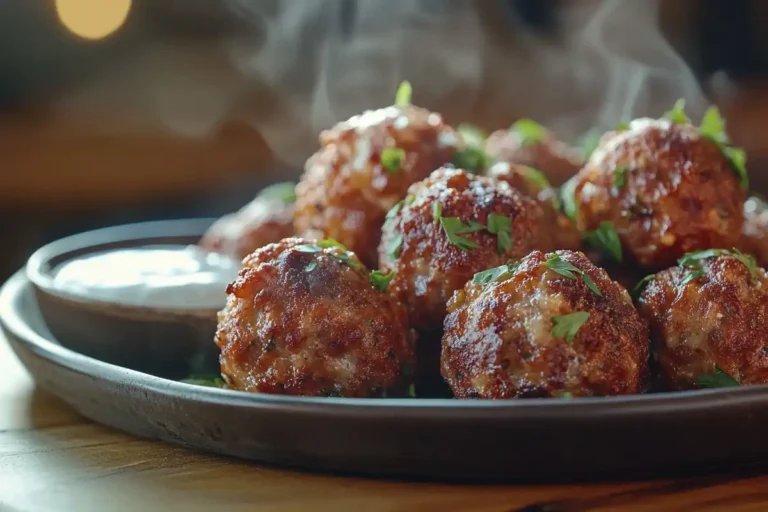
<box><xmin>5</xmin><ymin>219</ymin><xmax>768</xmax><ymax>481</ymax></box>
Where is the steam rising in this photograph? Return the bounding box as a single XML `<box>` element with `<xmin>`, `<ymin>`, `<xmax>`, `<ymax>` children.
<box><xmin>52</xmin><ymin>0</ymin><xmax>707</xmax><ymax>166</ymax></box>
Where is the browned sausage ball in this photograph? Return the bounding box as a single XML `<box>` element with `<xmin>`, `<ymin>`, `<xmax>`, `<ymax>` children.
<box><xmin>199</xmin><ymin>183</ymin><xmax>295</xmax><ymax>259</ymax></box>
<box><xmin>636</xmin><ymin>250</ymin><xmax>768</xmax><ymax>390</ymax></box>
<box><xmin>294</xmin><ymin>103</ymin><xmax>458</xmax><ymax>267</ymax></box>
<box><xmin>485</xmin><ymin>121</ymin><xmax>583</xmax><ymax>187</ymax></box>
<box><xmin>740</xmin><ymin>196</ymin><xmax>768</xmax><ymax>267</ymax></box>
<box><xmin>215</xmin><ymin>237</ymin><xmax>416</xmax><ymax>397</ymax></box>
<box><xmin>487</xmin><ymin>161</ymin><xmax>581</xmax><ymax>251</ymax></box>
<box><xmin>567</xmin><ymin>118</ymin><xmax>746</xmax><ymax>270</ymax></box>
<box><xmin>378</xmin><ymin>167</ymin><xmax>548</xmax><ymax>332</ymax></box>
<box><xmin>442</xmin><ymin>250</ymin><xmax>649</xmax><ymax>398</ymax></box>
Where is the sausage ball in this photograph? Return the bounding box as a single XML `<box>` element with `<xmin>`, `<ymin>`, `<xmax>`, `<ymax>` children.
<box><xmin>378</xmin><ymin>167</ymin><xmax>548</xmax><ymax>332</ymax></box>
<box><xmin>294</xmin><ymin>99</ymin><xmax>458</xmax><ymax>267</ymax></box>
<box><xmin>485</xmin><ymin>120</ymin><xmax>583</xmax><ymax>186</ymax></box>
<box><xmin>567</xmin><ymin>117</ymin><xmax>746</xmax><ymax>270</ymax></box>
<box><xmin>740</xmin><ymin>196</ymin><xmax>768</xmax><ymax>267</ymax></box>
<box><xmin>199</xmin><ymin>182</ymin><xmax>295</xmax><ymax>259</ymax></box>
<box><xmin>636</xmin><ymin>250</ymin><xmax>768</xmax><ymax>390</ymax></box>
<box><xmin>215</xmin><ymin>237</ymin><xmax>415</xmax><ymax>397</ymax></box>
<box><xmin>488</xmin><ymin>161</ymin><xmax>581</xmax><ymax>251</ymax></box>
<box><xmin>442</xmin><ymin>250</ymin><xmax>649</xmax><ymax>398</ymax></box>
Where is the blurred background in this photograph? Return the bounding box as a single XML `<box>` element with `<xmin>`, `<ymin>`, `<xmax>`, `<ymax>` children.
<box><xmin>1</xmin><ymin>0</ymin><xmax>768</xmax><ymax>280</ymax></box>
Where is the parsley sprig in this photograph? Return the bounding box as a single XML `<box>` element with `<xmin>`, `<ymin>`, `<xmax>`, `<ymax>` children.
<box><xmin>613</xmin><ymin>166</ymin><xmax>628</xmax><ymax>189</ymax></box>
<box><xmin>296</xmin><ymin>239</ymin><xmax>363</xmax><ymax>271</ymax></box>
<box><xmin>695</xmin><ymin>365</ymin><xmax>741</xmax><ymax>388</ymax></box>
<box><xmin>583</xmin><ymin>221</ymin><xmax>622</xmax><ymax>262</ymax></box>
<box><xmin>370</xmin><ymin>269</ymin><xmax>397</xmax><ymax>292</ymax></box>
<box><xmin>395</xmin><ymin>81</ymin><xmax>412</xmax><ymax>108</ymax></box>
<box><xmin>678</xmin><ymin>248</ymin><xmax>757</xmax><ymax>279</ymax></box>
<box><xmin>452</xmin><ymin>123</ymin><xmax>492</xmax><ymax>172</ymax></box>
<box><xmin>560</xmin><ymin>178</ymin><xmax>579</xmax><ymax>223</ymax></box>
<box><xmin>631</xmin><ymin>274</ymin><xmax>656</xmax><ymax>300</ymax></box>
<box><xmin>487</xmin><ymin>213</ymin><xmax>513</xmax><ymax>255</ymax></box>
<box><xmin>472</xmin><ymin>262</ymin><xmax>519</xmax><ymax>285</ymax></box>
<box><xmin>664</xmin><ymin>99</ymin><xmax>692</xmax><ymax>125</ymax></box>
<box><xmin>542</xmin><ymin>254</ymin><xmax>602</xmax><ymax>296</ymax></box>
<box><xmin>433</xmin><ymin>203</ymin><xmax>514</xmax><ymax>254</ymax></box>
<box><xmin>180</xmin><ymin>374</ymin><xmax>225</xmax><ymax>388</ymax></box>
<box><xmin>551</xmin><ymin>311</ymin><xmax>590</xmax><ymax>343</ymax></box>
<box><xmin>259</xmin><ymin>182</ymin><xmax>296</xmax><ymax>203</ymax></box>
<box><xmin>439</xmin><ymin>217</ymin><xmax>482</xmax><ymax>251</ymax></box>
<box><xmin>510</xmin><ymin>118</ymin><xmax>548</xmax><ymax>146</ymax></box>
<box><xmin>381</xmin><ymin>148</ymin><xmax>405</xmax><ymax>174</ymax></box>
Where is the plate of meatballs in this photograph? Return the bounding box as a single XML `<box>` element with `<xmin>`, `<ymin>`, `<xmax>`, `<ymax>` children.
<box><xmin>4</xmin><ymin>84</ymin><xmax>768</xmax><ymax>481</ymax></box>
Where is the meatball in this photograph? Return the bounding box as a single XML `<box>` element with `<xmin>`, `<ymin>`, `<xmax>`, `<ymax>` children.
<box><xmin>485</xmin><ymin>120</ymin><xmax>583</xmax><ymax>186</ymax></box>
<box><xmin>294</xmin><ymin>98</ymin><xmax>458</xmax><ymax>267</ymax></box>
<box><xmin>442</xmin><ymin>250</ymin><xmax>649</xmax><ymax>398</ymax></box>
<box><xmin>215</xmin><ymin>237</ymin><xmax>415</xmax><ymax>397</ymax></box>
<box><xmin>199</xmin><ymin>182</ymin><xmax>295</xmax><ymax>259</ymax></box>
<box><xmin>636</xmin><ymin>249</ymin><xmax>768</xmax><ymax>390</ymax></box>
<box><xmin>740</xmin><ymin>196</ymin><xmax>768</xmax><ymax>267</ymax></box>
<box><xmin>378</xmin><ymin>167</ymin><xmax>548</xmax><ymax>332</ymax></box>
<box><xmin>567</xmin><ymin>117</ymin><xmax>746</xmax><ymax>270</ymax></box>
<box><xmin>488</xmin><ymin>161</ymin><xmax>581</xmax><ymax>251</ymax></box>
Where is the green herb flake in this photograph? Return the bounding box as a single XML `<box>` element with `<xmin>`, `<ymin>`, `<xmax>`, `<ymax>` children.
<box><xmin>456</xmin><ymin>221</ymin><xmax>486</xmax><ymax>234</ymax></box>
<box><xmin>695</xmin><ymin>365</ymin><xmax>741</xmax><ymax>388</ymax></box>
<box><xmin>522</xmin><ymin>351</ymin><xmax>533</xmax><ymax>360</ymax></box>
<box><xmin>558</xmin><ymin>391</ymin><xmax>574</xmax><ymax>400</ymax></box>
<box><xmin>387</xmin><ymin>233</ymin><xmax>403</xmax><ymax>260</ymax></box>
<box><xmin>583</xmin><ymin>221</ymin><xmax>622</xmax><ymax>262</ymax></box>
<box><xmin>542</xmin><ymin>254</ymin><xmax>602</xmax><ymax>297</ymax></box>
<box><xmin>395</xmin><ymin>80</ymin><xmax>412</xmax><ymax>108</ymax></box>
<box><xmin>439</xmin><ymin>217</ymin><xmax>480</xmax><ymax>251</ymax></box>
<box><xmin>615</xmin><ymin>121</ymin><xmax>630</xmax><ymax>131</ymax></box>
<box><xmin>664</xmin><ymin>98</ymin><xmax>691</xmax><ymax>125</ymax></box>
<box><xmin>613</xmin><ymin>166</ymin><xmax>628</xmax><ymax>189</ymax></box>
<box><xmin>258</xmin><ymin>181</ymin><xmax>296</xmax><ymax>203</ymax></box>
<box><xmin>180</xmin><ymin>374</ymin><xmax>225</xmax><ymax>388</ymax></box>
<box><xmin>631</xmin><ymin>274</ymin><xmax>656</xmax><ymax>300</ymax></box>
<box><xmin>452</xmin><ymin>146</ymin><xmax>491</xmax><ymax>173</ymax></box>
<box><xmin>381</xmin><ymin>147</ymin><xmax>406</xmax><ymax>174</ymax></box>
<box><xmin>458</xmin><ymin>123</ymin><xmax>487</xmax><ymax>148</ymax></box>
<box><xmin>304</xmin><ymin>260</ymin><xmax>317</xmax><ymax>272</ymax></box>
<box><xmin>510</xmin><ymin>118</ymin><xmax>548</xmax><ymax>146</ymax></box>
<box><xmin>581</xmin><ymin>274</ymin><xmax>603</xmax><ymax>297</ymax></box>
<box><xmin>406</xmin><ymin>383</ymin><xmax>417</xmax><ymax>398</ymax></box>
<box><xmin>678</xmin><ymin>248</ymin><xmax>757</xmax><ymax>278</ymax></box>
<box><xmin>551</xmin><ymin>311</ymin><xmax>590</xmax><ymax>344</ymax></box>
<box><xmin>432</xmin><ymin>201</ymin><xmax>442</xmax><ymax>222</ymax></box>
<box><xmin>680</xmin><ymin>270</ymin><xmax>705</xmax><ymax>286</ymax></box>
<box><xmin>386</xmin><ymin>200</ymin><xmax>403</xmax><ymax>220</ymax></box>
<box><xmin>295</xmin><ymin>243</ymin><xmax>323</xmax><ymax>253</ymax></box>
<box><xmin>472</xmin><ymin>264</ymin><xmax>515</xmax><ymax>285</ymax></box>
<box><xmin>316</xmin><ymin>238</ymin><xmax>347</xmax><ymax>250</ymax></box>
<box><xmin>522</xmin><ymin>166</ymin><xmax>551</xmax><ymax>191</ymax></box>
<box><xmin>486</xmin><ymin>213</ymin><xmax>513</xmax><ymax>255</ymax></box>
<box><xmin>699</xmin><ymin>106</ymin><xmax>728</xmax><ymax>143</ymax></box>
<box><xmin>723</xmin><ymin>145</ymin><xmax>749</xmax><ymax>191</ymax></box>
<box><xmin>370</xmin><ymin>269</ymin><xmax>397</xmax><ymax>292</ymax></box>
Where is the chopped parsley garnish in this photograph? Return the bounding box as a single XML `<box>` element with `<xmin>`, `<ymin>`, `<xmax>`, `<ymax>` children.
<box><xmin>180</xmin><ymin>374</ymin><xmax>225</xmax><ymax>388</ymax></box>
<box><xmin>386</xmin><ymin>201</ymin><xmax>403</xmax><ymax>220</ymax></box>
<box><xmin>560</xmin><ymin>178</ymin><xmax>579</xmax><ymax>222</ymax></box>
<box><xmin>432</xmin><ymin>200</ymin><xmax>442</xmax><ymax>222</ymax></box>
<box><xmin>472</xmin><ymin>263</ymin><xmax>517</xmax><ymax>285</ymax></box>
<box><xmin>296</xmin><ymin>239</ymin><xmax>362</xmax><ymax>271</ymax></box>
<box><xmin>697</xmin><ymin>105</ymin><xmax>749</xmax><ymax>190</ymax></box>
<box><xmin>439</xmin><ymin>217</ymin><xmax>481</xmax><ymax>251</ymax></box>
<box><xmin>631</xmin><ymin>274</ymin><xmax>655</xmax><ymax>300</ymax></box>
<box><xmin>542</xmin><ymin>254</ymin><xmax>602</xmax><ymax>297</ymax></box>
<box><xmin>487</xmin><ymin>213</ymin><xmax>513</xmax><ymax>255</ymax></box>
<box><xmin>551</xmin><ymin>312</ymin><xmax>590</xmax><ymax>344</ymax></box>
<box><xmin>387</xmin><ymin>233</ymin><xmax>403</xmax><ymax>260</ymax></box>
<box><xmin>370</xmin><ymin>269</ymin><xmax>397</xmax><ymax>292</ymax></box>
<box><xmin>381</xmin><ymin>147</ymin><xmax>405</xmax><ymax>174</ymax></box>
<box><xmin>664</xmin><ymin>98</ymin><xmax>691</xmax><ymax>124</ymax></box>
<box><xmin>613</xmin><ymin>166</ymin><xmax>628</xmax><ymax>189</ymax></box>
<box><xmin>582</xmin><ymin>221</ymin><xmax>622</xmax><ymax>262</ymax></box>
<box><xmin>577</xmin><ymin>128</ymin><xmax>602</xmax><ymax>160</ymax></box>
<box><xmin>453</xmin><ymin>123</ymin><xmax>491</xmax><ymax>172</ymax></box>
<box><xmin>510</xmin><ymin>118</ymin><xmax>547</xmax><ymax>146</ymax></box>
<box><xmin>406</xmin><ymin>383</ymin><xmax>417</xmax><ymax>398</ymax></box>
<box><xmin>522</xmin><ymin>166</ymin><xmax>551</xmax><ymax>191</ymax></box>
<box><xmin>615</xmin><ymin>121</ymin><xmax>630</xmax><ymax>131</ymax></box>
<box><xmin>258</xmin><ymin>181</ymin><xmax>296</xmax><ymax>203</ymax></box>
<box><xmin>304</xmin><ymin>260</ymin><xmax>317</xmax><ymax>272</ymax></box>
<box><xmin>678</xmin><ymin>248</ymin><xmax>757</xmax><ymax>278</ymax></box>
<box><xmin>458</xmin><ymin>123</ymin><xmax>487</xmax><ymax>147</ymax></box>
<box><xmin>680</xmin><ymin>270</ymin><xmax>705</xmax><ymax>286</ymax></box>
<box><xmin>558</xmin><ymin>391</ymin><xmax>574</xmax><ymax>400</ymax></box>
<box><xmin>395</xmin><ymin>80</ymin><xmax>412</xmax><ymax>108</ymax></box>
<box><xmin>695</xmin><ymin>365</ymin><xmax>740</xmax><ymax>388</ymax></box>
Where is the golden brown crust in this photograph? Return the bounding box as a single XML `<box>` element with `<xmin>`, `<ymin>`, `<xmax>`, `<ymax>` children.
<box><xmin>294</xmin><ymin>106</ymin><xmax>457</xmax><ymax>267</ymax></box>
<box><xmin>488</xmin><ymin>161</ymin><xmax>581</xmax><ymax>251</ymax></box>
<box><xmin>441</xmin><ymin>250</ymin><xmax>649</xmax><ymax>398</ymax></box>
<box><xmin>485</xmin><ymin>129</ymin><xmax>583</xmax><ymax>187</ymax></box>
<box><xmin>740</xmin><ymin>196</ymin><xmax>768</xmax><ymax>267</ymax></box>
<box><xmin>215</xmin><ymin>237</ymin><xmax>416</xmax><ymax>397</ymax></box>
<box><xmin>571</xmin><ymin>119</ymin><xmax>745</xmax><ymax>270</ymax></box>
<box><xmin>378</xmin><ymin>167</ymin><xmax>549</xmax><ymax>332</ymax></box>
<box><xmin>637</xmin><ymin>254</ymin><xmax>768</xmax><ymax>390</ymax></box>
<box><xmin>199</xmin><ymin>197</ymin><xmax>294</xmax><ymax>259</ymax></box>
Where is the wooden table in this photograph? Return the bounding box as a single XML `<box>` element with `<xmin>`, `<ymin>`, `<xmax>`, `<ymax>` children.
<box><xmin>1</xmin><ymin>337</ymin><xmax>767</xmax><ymax>512</ymax></box>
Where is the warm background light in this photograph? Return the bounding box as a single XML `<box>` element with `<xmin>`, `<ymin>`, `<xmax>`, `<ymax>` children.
<box><xmin>54</xmin><ymin>0</ymin><xmax>132</xmax><ymax>40</ymax></box>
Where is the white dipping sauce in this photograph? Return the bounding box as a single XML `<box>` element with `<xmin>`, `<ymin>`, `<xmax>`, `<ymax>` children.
<box><xmin>52</xmin><ymin>245</ymin><xmax>241</xmax><ymax>310</ymax></box>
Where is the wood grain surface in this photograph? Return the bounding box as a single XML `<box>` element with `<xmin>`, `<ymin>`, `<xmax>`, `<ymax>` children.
<box><xmin>1</xmin><ymin>334</ymin><xmax>768</xmax><ymax>512</ymax></box>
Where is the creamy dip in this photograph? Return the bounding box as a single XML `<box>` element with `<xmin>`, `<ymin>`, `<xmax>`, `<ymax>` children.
<box><xmin>52</xmin><ymin>245</ymin><xmax>241</xmax><ymax>310</ymax></box>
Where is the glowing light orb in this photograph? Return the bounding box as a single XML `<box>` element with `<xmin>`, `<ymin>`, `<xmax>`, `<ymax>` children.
<box><xmin>55</xmin><ymin>0</ymin><xmax>132</xmax><ymax>40</ymax></box>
